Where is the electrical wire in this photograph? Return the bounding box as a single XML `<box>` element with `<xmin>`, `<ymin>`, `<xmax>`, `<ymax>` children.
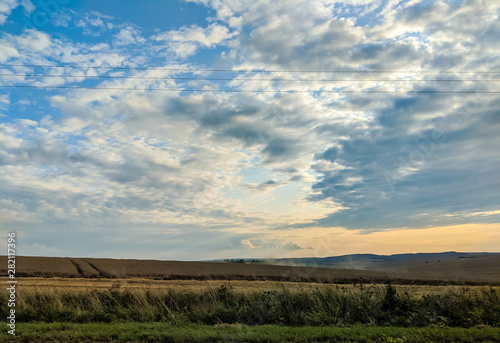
<box><xmin>1</xmin><ymin>63</ymin><xmax>499</xmax><ymax>74</ymax></box>
<box><xmin>1</xmin><ymin>73</ymin><xmax>499</xmax><ymax>82</ymax></box>
<box><xmin>1</xmin><ymin>85</ymin><xmax>498</xmax><ymax>94</ymax></box>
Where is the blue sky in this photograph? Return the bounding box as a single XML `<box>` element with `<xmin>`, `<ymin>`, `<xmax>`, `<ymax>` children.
<box><xmin>0</xmin><ymin>0</ymin><xmax>499</xmax><ymax>260</ymax></box>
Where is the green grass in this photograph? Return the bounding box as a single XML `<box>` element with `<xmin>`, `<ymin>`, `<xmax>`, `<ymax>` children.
<box><xmin>1</xmin><ymin>322</ymin><xmax>500</xmax><ymax>342</ymax></box>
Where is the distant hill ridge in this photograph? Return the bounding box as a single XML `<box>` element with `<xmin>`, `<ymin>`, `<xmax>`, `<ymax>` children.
<box><xmin>263</xmin><ymin>251</ymin><xmax>498</xmax><ymax>267</ymax></box>
<box><xmin>210</xmin><ymin>252</ymin><xmax>499</xmax><ymax>267</ymax></box>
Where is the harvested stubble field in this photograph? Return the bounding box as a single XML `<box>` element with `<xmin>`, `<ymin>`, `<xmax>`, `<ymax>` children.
<box><xmin>1</xmin><ymin>255</ymin><xmax>499</xmax><ymax>284</ymax></box>
<box><xmin>3</xmin><ymin>277</ymin><xmax>499</xmax><ymax>297</ymax></box>
<box><xmin>0</xmin><ymin>256</ymin><xmax>390</xmax><ymax>282</ymax></box>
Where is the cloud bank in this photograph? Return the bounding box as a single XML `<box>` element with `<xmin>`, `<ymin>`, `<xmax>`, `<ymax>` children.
<box><xmin>0</xmin><ymin>0</ymin><xmax>499</xmax><ymax>259</ymax></box>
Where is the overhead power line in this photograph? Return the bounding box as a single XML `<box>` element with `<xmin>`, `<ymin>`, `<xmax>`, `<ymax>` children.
<box><xmin>1</xmin><ymin>73</ymin><xmax>499</xmax><ymax>82</ymax></box>
<box><xmin>1</xmin><ymin>63</ymin><xmax>499</xmax><ymax>74</ymax></box>
<box><xmin>2</xmin><ymin>64</ymin><xmax>497</xmax><ymax>94</ymax></box>
<box><xmin>1</xmin><ymin>85</ymin><xmax>498</xmax><ymax>94</ymax></box>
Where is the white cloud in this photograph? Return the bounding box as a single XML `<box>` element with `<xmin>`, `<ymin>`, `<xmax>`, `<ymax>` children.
<box><xmin>53</xmin><ymin>12</ymin><xmax>72</xmax><ymax>27</ymax></box>
<box><xmin>1</xmin><ymin>30</ymin><xmax>133</xmax><ymax>87</ymax></box>
<box><xmin>153</xmin><ymin>23</ymin><xmax>234</xmax><ymax>58</ymax></box>
<box><xmin>14</xmin><ymin>29</ymin><xmax>52</xmax><ymax>51</ymax></box>
<box><xmin>17</xmin><ymin>119</ymin><xmax>38</xmax><ymax>127</ymax></box>
<box><xmin>446</xmin><ymin>210</ymin><xmax>500</xmax><ymax>218</ymax></box>
<box><xmin>20</xmin><ymin>0</ymin><xmax>34</xmax><ymax>15</ymax></box>
<box><xmin>240</xmin><ymin>239</ymin><xmax>304</xmax><ymax>251</ymax></box>
<box><xmin>0</xmin><ymin>94</ymin><xmax>9</xmax><ymax>116</ymax></box>
<box><xmin>89</xmin><ymin>10</ymin><xmax>114</xmax><ymax>20</ymax></box>
<box><xmin>0</xmin><ymin>38</ymin><xmax>19</xmax><ymax>62</ymax></box>
<box><xmin>75</xmin><ymin>11</ymin><xmax>114</xmax><ymax>35</ymax></box>
<box><xmin>113</xmin><ymin>26</ymin><xmax>145</xmax><ymax>46</ymax></box>
<box><xmin>0</xmin><ymin>0</ymin><xmax>18</xmax><ymax>24</ymax></box>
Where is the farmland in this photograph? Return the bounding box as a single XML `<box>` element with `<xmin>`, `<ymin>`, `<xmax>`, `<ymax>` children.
<box><xmin>0</xmin><ymin>255</ymin><xmax>392</xmax><ymax>281</ymax></box>
<box><xmin>1</xmin><ymin>255</ymin><xmax>500</xmax><ymax>342</ymax></box>
<box><xmin>4</xmin><ymin>276</ymin><xmax>499</xmax><ymax>296</ymax></box>
<box><xmin>1</xmin><ymin>253</ymin><xmax>499</xmax><ymax>284</ymax></box>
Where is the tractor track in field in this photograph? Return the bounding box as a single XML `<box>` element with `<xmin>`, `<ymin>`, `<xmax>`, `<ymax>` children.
<box><xmin>84</xmin><ymin>260</ymin><xmax>107</xmax><ymax>278</ymax></box>
<box><xmin>70</xmin><ymin>259</ymin><xmax>84</xmax><ymax>277</ymax></box>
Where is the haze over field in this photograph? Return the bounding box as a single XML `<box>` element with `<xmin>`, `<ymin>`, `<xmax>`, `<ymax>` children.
<box><xmin>0</xmin><ymin>0</ymin><xmax>499</xmax><ymax>260</ymax></box>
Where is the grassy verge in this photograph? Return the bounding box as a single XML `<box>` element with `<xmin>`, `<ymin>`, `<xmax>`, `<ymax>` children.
<box><xmin>1</xmin><ymin>322</ymin><xmax>500</xmax><ymax>343</ymax></box>
<box><xmin>2</xmin><ymin>283</ymin><xmax>499</xmax><ymax>327</ymax></box>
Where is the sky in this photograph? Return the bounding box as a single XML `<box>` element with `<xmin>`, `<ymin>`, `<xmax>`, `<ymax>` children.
<box><xmin>0</xmin><ymin>0</ymin><xmax>499</xmax><ymax>261</ymax></box>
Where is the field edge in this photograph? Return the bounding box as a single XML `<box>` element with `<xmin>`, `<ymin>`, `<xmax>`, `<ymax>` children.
<box><xmin>2</xmin><ymin>323</ymin><xmax>500</xmax><ymax>343</ymax></box>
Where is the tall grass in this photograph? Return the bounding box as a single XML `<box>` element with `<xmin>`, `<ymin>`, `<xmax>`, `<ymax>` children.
<box><xmin>2</xmin><ymin>283</ymin><xmax>499</xmax><ymax>327</ymax></box>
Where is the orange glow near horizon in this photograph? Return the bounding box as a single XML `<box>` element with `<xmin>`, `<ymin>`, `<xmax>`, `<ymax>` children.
<box><xmin>269</xmin><ymin>223</ymin><xmax>500</xmax><ymax>258</ymax></box>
